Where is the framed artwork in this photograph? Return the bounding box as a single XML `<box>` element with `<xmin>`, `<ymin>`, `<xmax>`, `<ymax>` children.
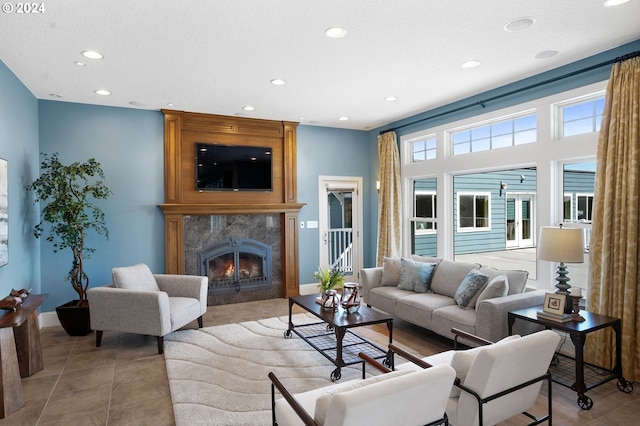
<box><xmin>0</xmin><ymin>158</ymin><xmax>6</xmax><ymax>266</ymax></box>
<box><xmin>543</xmin><ymin>292</ymin><xmax>565</xmax><ymax>316</ymax></box>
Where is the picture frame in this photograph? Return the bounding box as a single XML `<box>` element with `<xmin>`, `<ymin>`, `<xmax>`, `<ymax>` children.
<box><xmin>543</xmin><ymin>292</ymin><xmax>565</xmax><ymax>316</ymax></box>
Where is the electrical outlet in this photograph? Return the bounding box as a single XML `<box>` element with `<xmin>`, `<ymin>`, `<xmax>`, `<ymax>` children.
<box><xmin>307</xmin><ymin>221</ymin><xmax>318</xmax><ymax>228</ymax></box>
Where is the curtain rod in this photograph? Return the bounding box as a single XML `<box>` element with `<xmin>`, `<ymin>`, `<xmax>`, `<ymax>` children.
<box><xmin>380</xmin><ymin>50</ymin><xmax>639</xmax><ymax>136</ymax></box>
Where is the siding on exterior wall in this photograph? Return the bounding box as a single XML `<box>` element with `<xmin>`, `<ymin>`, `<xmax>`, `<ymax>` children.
<box><xmin>453</xmin><ymin>168</ymin><xmax>536</xmax><ymax>254</ymax></box>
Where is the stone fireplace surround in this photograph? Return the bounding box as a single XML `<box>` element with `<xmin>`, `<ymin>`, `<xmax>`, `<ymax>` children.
<box><xmin>159</xmin><ymin>111</ymin><xmax>303</xmax><ymax>304</ymax></box>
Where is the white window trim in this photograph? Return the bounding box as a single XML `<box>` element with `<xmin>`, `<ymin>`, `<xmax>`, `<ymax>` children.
<box><xmin>413</xmin><ymin>190</ymin><xmax>437</xmax><ymax>235</ymax></box>
<box><xmin>456</xmin><ymin>191</ymin><xmax>491</xmax><ymax>232</ymax></box>
<box><xmin>554</xmin><ymin>90</ymin><xmax>606</xmax><ymax>140</ymax></box>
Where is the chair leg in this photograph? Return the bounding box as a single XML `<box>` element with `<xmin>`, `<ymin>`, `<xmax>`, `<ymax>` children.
<box><xmin>197</xmin><ymin>316</ymin><xmax>203</xmax><ymax>328</ymax></box>
<box><xmin>157</xmin><ymin>336</ymin><xmax>164</xmax><ymax>354</ymax></box>
<box><xmin>96</xmin><ymin>330</ymin><xmax>103</xmax><ymax>347</ymax></box>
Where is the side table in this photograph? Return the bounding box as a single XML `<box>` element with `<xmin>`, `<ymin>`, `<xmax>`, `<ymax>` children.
<box><xmin>0</xmin><ymin>293</ymin><xmax>46</xmax><ymax>418</ymax></box>
<box><xmin>508</xmin><ymin>305</ymin><xmax>633</xmax><ymax>410</ymax></box>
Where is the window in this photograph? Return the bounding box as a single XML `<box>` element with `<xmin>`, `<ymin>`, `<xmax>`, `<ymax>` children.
<box><xmin>576</xmin><ymin>194</ymin><xmax>594</xmax><ymax>221</ymax></box>
<box><xmin>560</xmin><ymin>95</ymin><xmax>605</xmax><ymax>138</ymax></box>
<box><xmin>458</xmin><ymin>193</ymin><xmax>490</xmax><ymax>231</ymax></box>
<box><xmin>411</xmin><ymin>136</ymin><xmax>437</xmax><ymax>162</ymax></box>
<box><xmin>451</xmin><ymin>113</ymin><xmax>536</xmax><ymax>155</ymax></box>
<box><xmin>411</xmin><ymin>178</ymin><xmax>437</xmax><ymax>256</ymax></box>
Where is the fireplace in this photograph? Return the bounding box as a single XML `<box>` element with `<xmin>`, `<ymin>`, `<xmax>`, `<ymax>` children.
<box><xmin>198</xmin><ymin>237</ymin><xmax>272</xmax><ymax>294</ymax></box>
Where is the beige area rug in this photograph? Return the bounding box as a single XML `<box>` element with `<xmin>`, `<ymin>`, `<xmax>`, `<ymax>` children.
<box><xmin>163</xmin><ymin>314</ymin><xmax>392</xmax><ymax>426</ymax></box>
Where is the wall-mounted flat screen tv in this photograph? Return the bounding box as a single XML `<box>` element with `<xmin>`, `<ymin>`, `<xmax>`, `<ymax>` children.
<box><xmin>195</xmin><ymin>142</ymin><xmax>273</xmax><ymax>191</ymax></box>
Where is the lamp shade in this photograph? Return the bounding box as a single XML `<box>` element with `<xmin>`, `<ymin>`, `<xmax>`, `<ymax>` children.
<box><xmin>537</xmin><ymin>226</ymin><xmax>584</xmax><ymax>263</ymax></box>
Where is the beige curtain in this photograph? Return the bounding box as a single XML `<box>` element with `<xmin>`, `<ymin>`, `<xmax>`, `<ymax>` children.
<box><xmin>376</xmin><ymin>131</ymin><xmax>402</xmax><ymax>266</ymax></box>
<box><xmin>586</xmin><ymin>55</ymin><xmax>640</xmax><ymax>383</ymax></box>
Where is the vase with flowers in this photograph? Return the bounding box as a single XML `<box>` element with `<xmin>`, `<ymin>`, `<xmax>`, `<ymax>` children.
<box><xmin>313</xmin><ymin>266</ymin><xmax>345</xmax><ymax>311</ymax></box>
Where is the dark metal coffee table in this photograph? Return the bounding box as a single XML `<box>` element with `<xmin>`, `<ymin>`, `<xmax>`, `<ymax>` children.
<box><xmin>286</xmin><ymin>294</ymin><xmax>393</xmax><ymax>381</ymax></box>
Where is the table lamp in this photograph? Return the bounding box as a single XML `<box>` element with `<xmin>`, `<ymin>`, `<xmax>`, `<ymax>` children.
<box><xmin>537</xmin><ymin>225</ymin><xmax>585</xmax><ymax>295</ymax></box>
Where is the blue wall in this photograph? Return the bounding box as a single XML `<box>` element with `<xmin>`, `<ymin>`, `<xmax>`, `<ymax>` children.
<box><xmin>296</xmin><ymin>125</ymin><xmax>371</xmax><ymax>282</ymax></box>
<box><xmin>37</xmin><ymin>101</ymin><xmax>165</xmax><ymax>311</ymax></box>
<box><xmin>0</xmin><ymin>61</ymin><xmax>41</xmax><ymax>297</ymax></box>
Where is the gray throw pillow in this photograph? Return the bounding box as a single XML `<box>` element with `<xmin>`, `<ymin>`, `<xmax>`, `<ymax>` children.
<box><xmin>454</xmin><ymin>270</ymin><xmax>490</xmax><ymax>309</ymax></box>
<box><xmin>381</xmin><ymin>257</ymin><xmax>401</xmax><ymax>286</ymax></box>
<box><xmin>398</xmin><ymin>258</ymin><xmax>437</xmax><ymax>293</ymax></box>
<box><xmin>476</xmin><ymin>274</ymin><xmax>509</xmax><ymax>306</ymax></box>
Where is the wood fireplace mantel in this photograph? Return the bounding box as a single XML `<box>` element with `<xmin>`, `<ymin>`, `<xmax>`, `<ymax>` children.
<box><xmin>160</xmin><ymin>111</ymin><xmax>303</xmax><ymax>298</ymax></box>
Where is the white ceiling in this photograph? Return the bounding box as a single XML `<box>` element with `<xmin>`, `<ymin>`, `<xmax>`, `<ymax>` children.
<box><xmin>1</xmin><ymin>0</ymin><xmax>639</xmax><ymax>130</ymax></box>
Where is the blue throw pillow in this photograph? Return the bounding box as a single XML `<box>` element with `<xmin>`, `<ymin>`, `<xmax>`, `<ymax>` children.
<box><xmin>454</xmin><ymin>270</ymin><xmax>490</xmax><ymax>309</ymax></box>
<box><xmin>398</xmin><ymin>258</ymin><xmax>437</xmax><ymax>293</ymax></box>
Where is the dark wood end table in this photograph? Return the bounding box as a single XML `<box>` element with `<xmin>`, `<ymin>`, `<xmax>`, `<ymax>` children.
<box><xmin>0</xmin><ymin>293</ymin><xmax>47</xmax><ymax>418</ymax></box>
<box><xmin>286</xmin><ymin>294</ymin><xmax>393</xmax><ymax>381</ymax></box>
<box><xmin>508</xmin><ymin>305</ymin><xmax>633</xmax><ymax>409</ymax></box>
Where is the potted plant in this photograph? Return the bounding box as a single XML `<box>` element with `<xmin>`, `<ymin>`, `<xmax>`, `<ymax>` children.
<box><xmin>27</xmin><ymin>153</ymin><xmax>111</xmax><ymax>336</ymax></box>
<box><xmin>313</xmin><ymin>266</ymin><xmax>345</xmax><ymax>311</ymax></box>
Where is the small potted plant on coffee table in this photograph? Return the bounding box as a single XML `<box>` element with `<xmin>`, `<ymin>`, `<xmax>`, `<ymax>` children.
<box><xmin>313</xmin><ymin>266</ymin><xmax>345</xmax><ymax>311</ymax></box>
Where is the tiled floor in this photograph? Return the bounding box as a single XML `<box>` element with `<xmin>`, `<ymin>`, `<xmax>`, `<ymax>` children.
<box><xmin>2</xmin><ymin>298</ymin><xmax>638</xmax><ymax>425</ymax></box>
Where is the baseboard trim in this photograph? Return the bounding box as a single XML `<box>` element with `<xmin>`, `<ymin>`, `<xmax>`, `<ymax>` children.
<box><xmin>39</xmin><ymin>311</ymin><xmax>61</xmax><ymax>329</ymax></box>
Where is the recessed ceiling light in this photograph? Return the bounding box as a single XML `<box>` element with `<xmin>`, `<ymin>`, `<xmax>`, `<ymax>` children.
<box><xmin>82</xmin><ymin>50</ymin><xmax>103</xmax><ymax>59</ymax></box>
<box><xmin>535</xmin><ymin>49</ymin><xmax>559</xmax><ymax>59</ymax></box>
<box><xmin>384</xmin><ymin>96</ymin><xmax>398</xmax><ymax>102</ymax></box>
<box><xmin>49</xmin><ymin>93</ymin><xmax>63</xmax><ymax>98</ymax></box>
<box><xmin>504</xmin><ymin>17</ymin><xmax>536</xmax><ymax>32</ymax></box>
<box><xmin>270</xmin><ymin>78</ymin><xmax>286</xmax><ymax>86</ymax></box>
<box><xmin>338</xmin><ymin>116</ymin><xmax>349</xmax><ymax>121</ymax></box>
<box><xmin>95</xmin><ymin>89</ymin><xmax>111</xmax><ymax>96</ymax></box>
<box><xmin>243</xmin><ymin>105</ymin><xmax>255</xmax><ymax>111</ymax></box>
<box><xmin>74</xmin><ymin>61</ymin><xmax>86</xmax><ymax>66</ymax></box>
<box><xmin>166</xmin><ymin>103</ymin><xmax>174</xmax><ymax>107</ymax></box>
<box><xmin>325</xmin><ymin>27</ymin><xmax>348</xmax><ymax>38</ymax></box>
<box><xmin>604</xmin><ymin>0</ymin><xmax>630</xmax><ymax>6</ymax></box>
<box><xmin>461</xmin><ymin>60</ymin><xmax>481</xmax><ymax>68</ymax></box>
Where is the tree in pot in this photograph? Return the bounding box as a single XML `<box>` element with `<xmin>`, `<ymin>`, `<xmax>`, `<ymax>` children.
<box><xmin>27</xmin><ymin>153</ymin><xmax>111</xmax><ymax>336</ymax></box>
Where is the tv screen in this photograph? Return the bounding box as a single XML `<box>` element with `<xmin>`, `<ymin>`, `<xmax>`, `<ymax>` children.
<box><xmin>195</xmin><ymin>143</ymin><xmax>273</xmax><ymax>191</ymax></box>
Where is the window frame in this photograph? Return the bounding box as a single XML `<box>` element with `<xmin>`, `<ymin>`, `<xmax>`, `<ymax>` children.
<box><xmin>456</xmin><ymin>192</ymin><xmax>491</xmax><ymax>232</ymax></box>
<box><xmin>412</xmin><ymin>190</ymin><xmax>437</xmax><ymax>235</ymax></box>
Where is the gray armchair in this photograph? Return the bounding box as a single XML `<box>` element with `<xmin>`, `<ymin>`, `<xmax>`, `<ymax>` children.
<box><xmin>87</xmin><ymin>263</ymin><xmax>208</xmax><ymax>354</ymax></box>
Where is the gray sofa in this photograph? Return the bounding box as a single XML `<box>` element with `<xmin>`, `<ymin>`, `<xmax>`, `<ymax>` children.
<box><xmin>361</xmin><ymin>256</ymin><xmax>546</xmax><ymax>342</ymax></box>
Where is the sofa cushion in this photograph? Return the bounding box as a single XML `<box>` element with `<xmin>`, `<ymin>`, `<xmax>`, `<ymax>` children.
<box><xmin>430</xmin><ymin>259</ymin><xmax>480</xmax><ymax>298</ymax></box>
<box><xmin>314</xmin><ymin>370</ymin><xmax>412</xmax><ymax>424</ymax></box>
<box><xmin>430</xmin><ymin>305</ymin><xmax>478</xmax><ymax>338</ymax></box>
<box><xmin>479</xmin><ymin>266</ymin><xmax>529</xmax><ymax>295</ymax></box>
<box><xmin>112</xmin><ymin>263</ymin><xmax>159</xmax><ymax>291</ymax></box>
<box><xmin>368</xmin><ymin>287</ymin><xmax>413</xmax><ymax>314</ymax></box>
<box><xmin>396</xmin><ymin>293</ymin><xmax>456</xmax><ymax>329</ymax></box>
<box><xmin>398</xmin><ymin>258</ymin><xmax>437</xmax><ymax>293</ymax></box>
<box><xmin>476</xmin><ymin>274</ymin><xmax>509</xmax><ymax>306</ymax></box>
<box><xmin>454</xmin><ymin>270</ymin><xmax>490</xmax><ymax>309</ymax></box>
<box><xmin>410</xmin><ymin>254</ymin><xmax>442</xmax><ymax>266</ymax></box>
<box><xmin>381</xmin><ymin>257</ymin><xmax>401</xmax><ymax>286</ymax></box>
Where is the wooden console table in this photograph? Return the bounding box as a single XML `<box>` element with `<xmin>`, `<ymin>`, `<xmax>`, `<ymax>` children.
<box><xmin>0</xmin><ymin>293</ymin><xmax>46</xmax><ymax>418</ymax></box>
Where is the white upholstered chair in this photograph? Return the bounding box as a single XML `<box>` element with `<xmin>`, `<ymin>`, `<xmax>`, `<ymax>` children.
<box><xmin>87</xmin><ymin>263</ymin><xmax>208</xmax><ymax>354</ymax></box>
<box><xmin>392</xmin><ymin>329</ymin><xmax>560</xmax><ymax>426</ymax></box>
<box><xmin>269</xmin><ymin>354</ymin><xmax>456</xmax><ymax>426</ymax></box>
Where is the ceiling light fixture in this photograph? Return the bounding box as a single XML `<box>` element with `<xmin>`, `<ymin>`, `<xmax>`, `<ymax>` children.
<box><xmin>166</xmin><ymin>103</ymin><xmax>174</xmax><ymax>107</ymax></box>
<box><xmin>535</xmin><ymin>49</ymin><xmax>559</xmax><ymax>59</ymax></box>
<box><xmin>338</xmin><ymin>116</ymin><xmax>349</xmax><ymax>121</ymax></box>
<box><xmin>461</xmin><ymin>60</ymin><xmax>481</xmax><ymax>68</ymax></box>
<box><xmin>74</xmin><ymin>61</ymin><xmax>86</xmax><ymax>66</ymax></box>
<box><xmin>82</xmin><ymin>50</ymin><xmax>103</xmax><ymax>59</ymax></box>
<box><xmin>604</xmin><ymin>0</ymin><xmax>630</xmax><ymax>6</ymax></box>
<box><xmin>49</xmin><ymin>93</ymin><xmax>63</xmax><ymax>98</ymax></box>
<box><xmin>325</xmin><ymin>27</ymin><xmax>348</xmax><ymax>38</ymax></box>
<box><xmin>243</xmin><ymin>105</ymin><xmax>255</xmax><ymax>111</ymax></box>
<box><xmin>271</xmin><ymin>78</ymin><xmax>286</xmax><ymax>86</ymax></box>
<box><xmin>504</xmin><ymin>17</ymin><xmax>536</xmax><ymax>32</ymax></box>
<box><xmin>95</xmin><ymin>89</ymin><xmax>111</xmax><ymax>96</ymax></box>
<box><xmin>384</xmin><ymin>96</ymin><xmax>398</xmax><ymax>102</ymax></box>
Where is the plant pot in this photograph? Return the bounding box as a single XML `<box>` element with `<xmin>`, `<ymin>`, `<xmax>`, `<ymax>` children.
<box><xmin>56</xmin><ymin>300</ymin><xmax>92</xmax><ymax>336</ymax></box>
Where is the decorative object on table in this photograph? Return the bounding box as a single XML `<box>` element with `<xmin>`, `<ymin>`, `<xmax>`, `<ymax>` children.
<box><xmin>0</xmin><ymin>295</ymin><xmax>23</xmax><ymax>311</ymax></box>
<box><xmin>320</xmin><ymin>289</ymin><xmax>340</xmax><ymax>311</ymax></box>
<box><xmin>26</xmin><ymin>153</ymin><xmax>111</xmax><ymax>336</ymax></box>
<box><xmin>10</xmin><ymin>288</ymin><xmax>29</xmax><ymax>301</ymax></box>
<box><xmin>340</xmin><ymin>282</ymin><xmax>361</xmax><ymax>313</ymax></box>
<box><xmin>537</xmin><ymin>225</ymin><xmax>584</xmax><ymax>313</ymax></box>
<box><xmin>537</xmin><ymin>292</ymin><xmax>572</xmax><ymax>322</ymax></box>
<box><xmin>570</xmin><ymin>287</ymin><xmax>586</xmax><ymax>322</ymax></box>
<box><xmin>313</xmin><ymin>266</ymin><xmax>345</xmax><ymax>311</ymax></box>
